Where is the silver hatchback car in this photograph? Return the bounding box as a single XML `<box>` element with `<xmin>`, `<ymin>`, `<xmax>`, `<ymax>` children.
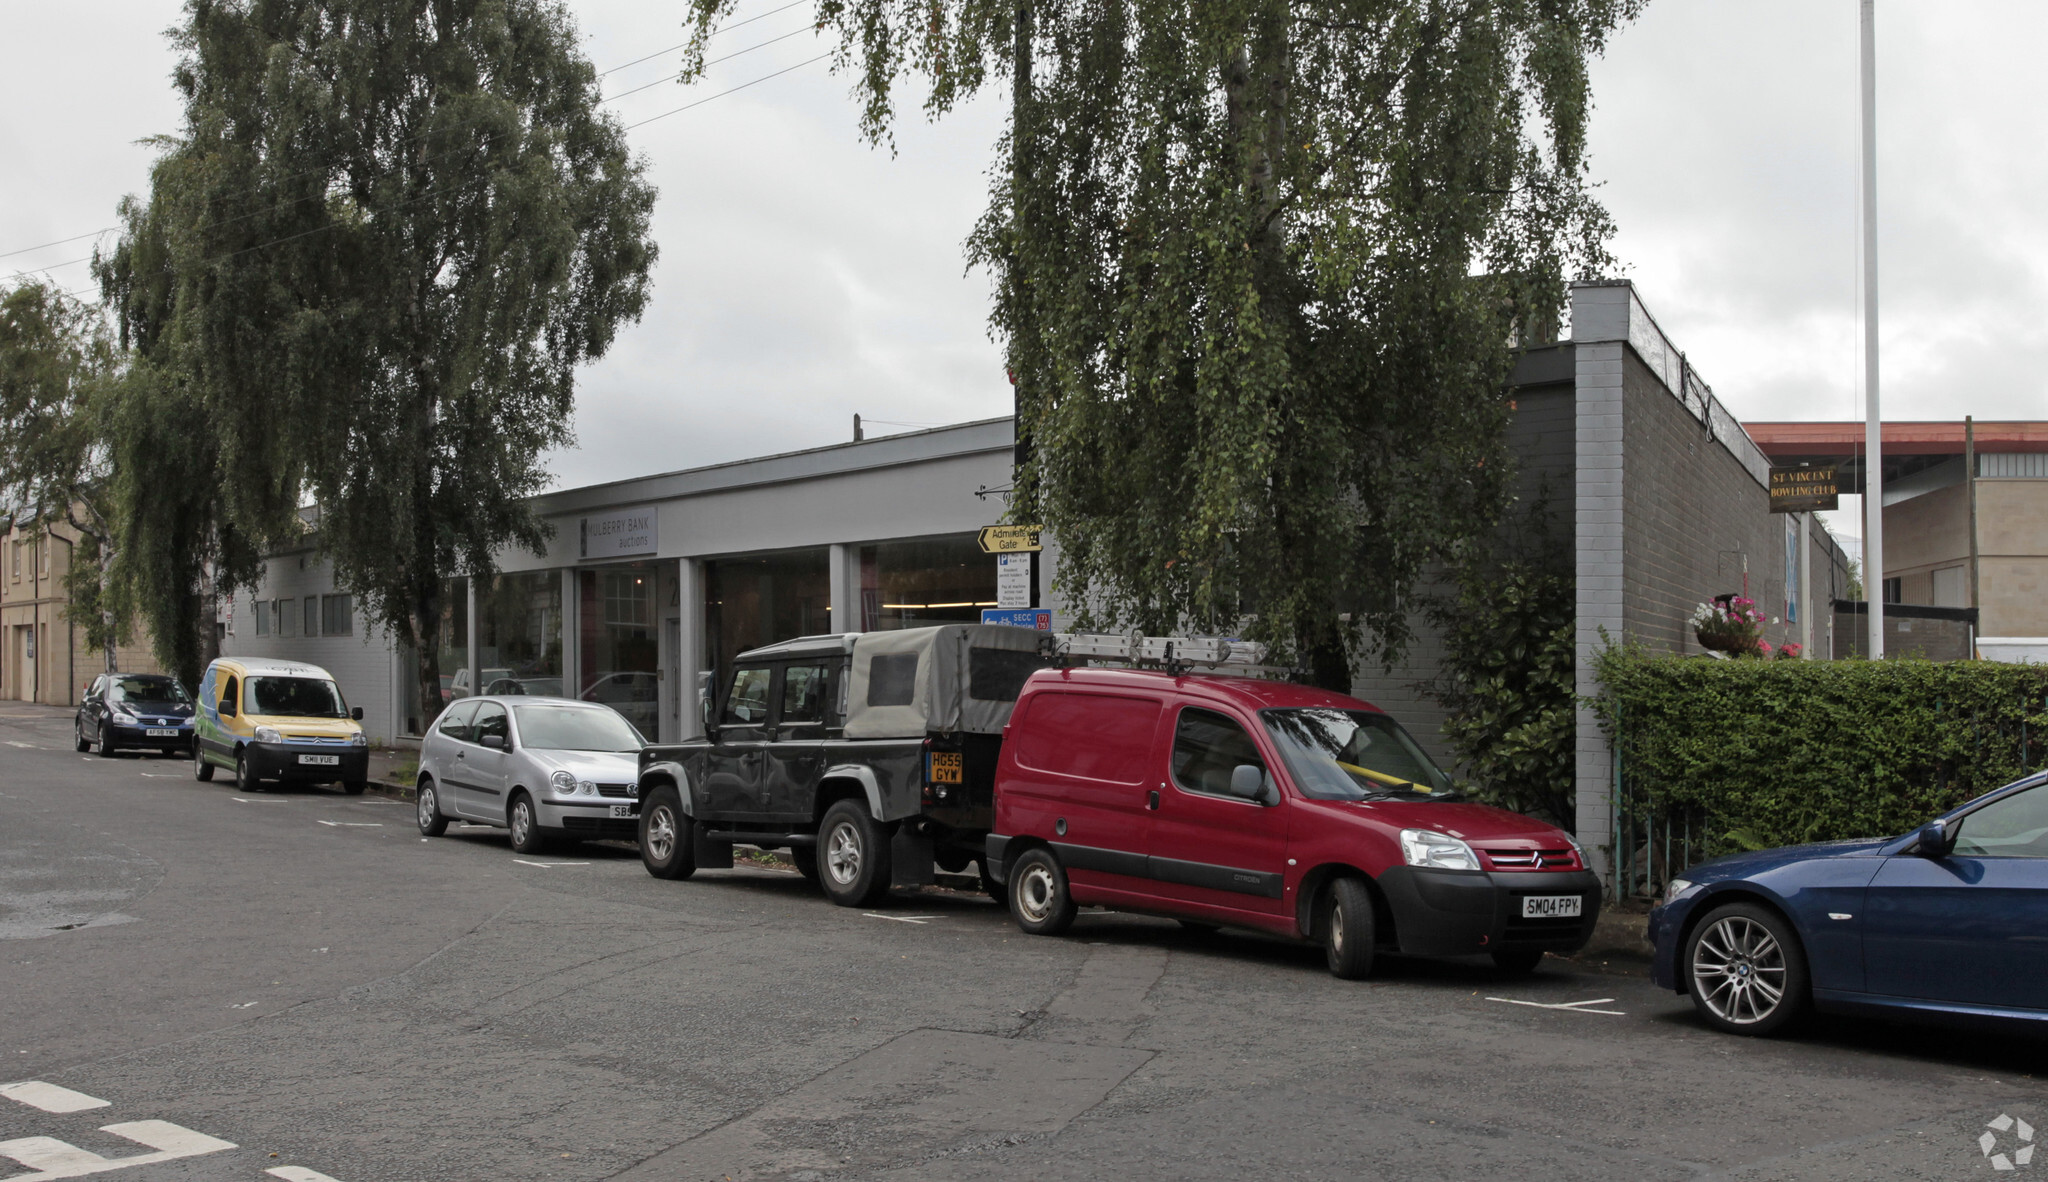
<box><xmin>415</xmin><ymin>696</ymin><xmax>645</xmax><ymax>853</ymax></box>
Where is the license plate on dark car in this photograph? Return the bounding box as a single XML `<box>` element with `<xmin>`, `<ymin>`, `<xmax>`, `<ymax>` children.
<box><xmin>146</xmin><ymin>728</ymin><xmax>178</xmax><ymax>738</ymax></box>
<box><xmin>1521</xmin><ymin>894</ymin><xmax>1582</xmax><ymax>919</ymax></box>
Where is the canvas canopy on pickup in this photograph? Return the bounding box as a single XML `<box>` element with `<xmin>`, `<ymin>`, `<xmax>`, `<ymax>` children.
<box><xmin>844</xmin><ymin>624</ymin><xmax>1051</xmax><ymax>739</ymax></box>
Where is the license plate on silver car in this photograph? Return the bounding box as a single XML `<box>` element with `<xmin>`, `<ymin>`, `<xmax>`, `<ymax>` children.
<box><xmin>609</xmin><ymin>804</ymin><xmax>637</xmax><ymax>819</ymax></box>
<box><xmin>146</xmin><ymin>728</ymin><xmax>178</xmax><ymax>738</ymax></box>
<box><xmin>298</xmin><ymin>754</ymin><xmax>340</xmax><ymax>766</ymax></box>
<box><xmin>1521</xmin><ymin>894</ymin><xmax>1582</xmax><ymax>919</ymax></box>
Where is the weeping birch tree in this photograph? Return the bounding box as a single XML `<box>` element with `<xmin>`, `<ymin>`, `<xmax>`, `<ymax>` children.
<box><xmin>680</xmin><ymin>0</ymin><xmax>1636</xmax><ymax>683</ymax></box>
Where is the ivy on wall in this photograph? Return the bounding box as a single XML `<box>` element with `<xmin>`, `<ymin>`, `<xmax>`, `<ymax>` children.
<box><xmin>1594</xmin><ymin>645</ymin><xmax>2048</xmax><ymax>857</ymax></box>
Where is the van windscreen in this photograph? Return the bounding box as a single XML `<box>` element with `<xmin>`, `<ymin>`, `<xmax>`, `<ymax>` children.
<box><xmin>245</xmin><ymin>677</ymin><xmax>349</xmax><ymax>719</ymax></box>
<box><xmin>1261</xmin><ymin>708</ymin><xmax>1453</xmax><ymax>800</ymax></box>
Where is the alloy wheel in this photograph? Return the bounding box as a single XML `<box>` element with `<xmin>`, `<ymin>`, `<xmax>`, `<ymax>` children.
<box><xmin>645</xmin><ymin>805</ymin><xmax>677</xmax><ymax>863</ymax></box>
<box><xmin>1691</xmin><ymin>914</ymin><xmax>1788</xmax><ymax>1025</ymax></box>
<box><xmin>825</xmin><ymin>820</ymin><xmax>862</xmax><ymax>886</ymax></box>
<box><xmin>417</xmin><ymin>787</ymin><xmax>435</xmax><ymax>828</ymax></box>
<box><xmin>510</xmin><ymin>800</ymin><xmax>533</xmax><ymax>847</ymax></box>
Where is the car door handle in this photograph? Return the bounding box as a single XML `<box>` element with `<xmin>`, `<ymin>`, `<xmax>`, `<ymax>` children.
<box><xmin>1147</xmin><ymin>790</ymin><xmax>1160</xmax><ymax>810</ymax></box>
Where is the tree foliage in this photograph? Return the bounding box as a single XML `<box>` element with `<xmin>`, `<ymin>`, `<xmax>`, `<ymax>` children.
<box><xmin>680</xmin><ymin>0</ymin><xmax>1638</xmax><ymax>679</ymax></box>
<box><xmin>1424</xmin><ymin>497</ymin><xmax>1574</xmax><ymax>827</ymax></box>
<box><xmin>0</xmin><ymin>280</ymin><xmax>130</xmax><ymax>664</ymax></box>
<box><xmin>100</xmin><ymin>0</ymin><xmax>658</xmax><ymax>711</ymax></box>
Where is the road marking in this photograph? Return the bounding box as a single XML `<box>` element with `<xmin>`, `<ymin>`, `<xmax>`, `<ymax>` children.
<box><xmin>6</xmin><ymin>741</ymin><xmax>36</xmax><ymax>749</ymax></box>
<box><xmin>314</xmin><ymin>821</ymin><xmax>382</xmax><ymax>827</ymax></box>
<box><xmin>0</xmin><ymin>1120</ymin><xmax>236</xmax><ymax>1178</ymax></box>
<box><xmin>863</xmin><ymin>914</ymin><xmax>941</xmax><ymax>924</ymax></box>
<box><xmin>231</xmin><ymin>798</ymin><xmax>288</xmax><ymax>804</ymax></box>
<box><xmin>230</xmin><ymin>1002</ymin><xmax>258</xmax><ymax>1009</ymax></box>
<box><xmin>0</xmin><ymin>1082</ymin><xmax>110</xmax><ymax>1114</ymax></box>
<box><xmin>136</xmin><ymin>773</ymin><xmax>182</xmax><ymax>779</ymax></box>
<box><xmin>268</xmin><ymin>1168</ymin><xmax>345</xmax><ymax>1182</ymax></box>
<box><xmin>512</xmin><ymin>860</ymin><xmax>591</xmax><ymax>868</ymax></box>
<box><xmin>1485</xmin><ymin>996</ymin><xmax>1626</xmax><ymax>1016</ymax></box>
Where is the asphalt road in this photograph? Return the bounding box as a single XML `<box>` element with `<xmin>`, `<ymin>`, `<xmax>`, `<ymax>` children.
<box><xmin>2</xmin><ymin>702</ymin><xmax>2044</xmax><ymax>1182</ymax></box>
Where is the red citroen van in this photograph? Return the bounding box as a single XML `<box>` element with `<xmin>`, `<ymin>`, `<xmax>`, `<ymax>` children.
<box><xmin>984</xmin><ymin>667</ymin><xmax>1600</xmax><ymax>978</ymax></box>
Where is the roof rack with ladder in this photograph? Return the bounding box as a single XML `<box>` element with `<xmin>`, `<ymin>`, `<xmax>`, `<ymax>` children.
<box><xmin>1046</xmin><ymin>632</ymin><xmax>1296</xmax><ymax>679</ymax></box>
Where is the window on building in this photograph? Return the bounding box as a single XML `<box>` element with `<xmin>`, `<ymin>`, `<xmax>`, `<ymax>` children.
<box><xmin>1882</xmin><ymin>576</ymin><xmax>1902</xmax><ymax>605</ymax></box>
<box><xmin>706</xmin><ymin>552</ymin><xmax>829</xmax><ymax>694</ymax></box>
<box><xmin>1784</xmin><ymin>517</ymin><xmax>1800</xmax><ymax>625</ymax></box>
<box><xmin>254</xmin><ymin>601</ymin><xmax>270</xmax><ymax>637</ymax></box>
<box><xmin>305</xmin><ymin>598</ymin><xmax>320</xmax><ymax>637</ymax></box>
<box><xmin>277</xmin><ymin>598</ymin><xmax>294</xmax><ymax>637</ymax></box>
<box><xmin>10</xmin><ymin>539</ymin><xmax>20</xmax><ymax>580</ymax></box>
<box><xmin>322</xmin><ymin>594</ymin><xmax>353</xmax><ymax>636</ymax></box>
<box><xmin>856</xmin><ymin>536</ymin><xmax>999</xmax><ymax>631</ymax></box>
<box><xmin>399</xmin><ymin>571</ymin><xmax>564</xmax><ymax>736</ymax></box>
<box><xmin>580</xmin><ymin>569</ymin><xmax>658</xmax><ymax>738</ymax></box>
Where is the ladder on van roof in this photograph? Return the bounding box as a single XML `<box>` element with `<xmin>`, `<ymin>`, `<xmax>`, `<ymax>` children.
<box><xmin>1051</xmin><ymin>633</ymin><xmax>1292</xmax><ymax>678</ymax></box>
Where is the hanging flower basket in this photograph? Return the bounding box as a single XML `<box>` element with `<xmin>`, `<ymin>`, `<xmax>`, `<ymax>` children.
<box><xmin>1691</xmin><ymin>595</ymin><xmax>1765</xmax><ymax>657</ymax></box>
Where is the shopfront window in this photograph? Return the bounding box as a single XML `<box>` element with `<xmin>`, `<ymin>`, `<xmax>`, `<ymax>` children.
<box><xmin>857</xmin><ymin>536</ymin><xmax>997</xmax><ymax>631</ymax></box>
<box><xmin>400</xmin><ymin>570</ymin><xmax>563</xmax><ymax>735</ymax></box>
<box><xmin>705</xmin><ymin>549</ymin><xmax>830</xmax><ymax>690</ymax></box>
<box><xmin>580</xmin><ymin>568</ymin><xmax>658</xmax><ymax>738</ymax></box>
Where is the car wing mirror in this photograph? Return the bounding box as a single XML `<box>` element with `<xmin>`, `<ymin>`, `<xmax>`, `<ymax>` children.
<box><xmin>481</xmin><ymin>733</ymin><xmax>507</xmax><ymax>750</ymax></box>
<box><xmin>351</xmin><ymin>706</ymin><xmax>365</xmax><ymax>721</ymax></box>
<box><xmin>1913</xmin><ymin>819</ymin><xmax>1952</xmax><ymax>858</ymax></box>
<box><xmin>1231</xmin><ymin>764</ymin><xmax>1277</xmax><ymax>804</ymax></box>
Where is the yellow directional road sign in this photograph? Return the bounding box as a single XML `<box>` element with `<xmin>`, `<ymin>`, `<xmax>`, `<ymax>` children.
<box><xmin>977</xmin><ymin>525</ymin><xmax>1043</xmax><ymax>554</ymax></box>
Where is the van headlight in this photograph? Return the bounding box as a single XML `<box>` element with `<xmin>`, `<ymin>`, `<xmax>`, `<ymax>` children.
<box><xmin>254</xmin><ymin>726</ymin><xmax>282</xmax><ymax>744</ymax></box>
<box><xmin>348</xmin><ymin>732</ymin><xmax>368</xmax><ymax>747</ymax></box>
<box><xmin>1400</xmin><ymin>828</ymin><xmax>1480</xmax><ymax>871</ymax></box>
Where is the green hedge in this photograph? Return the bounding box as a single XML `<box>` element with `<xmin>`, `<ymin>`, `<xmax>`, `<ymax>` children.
<box><xmin>1594</xmin><ymin>647</ymin><xmax>2048</xmax><ymax>856</ymax></box>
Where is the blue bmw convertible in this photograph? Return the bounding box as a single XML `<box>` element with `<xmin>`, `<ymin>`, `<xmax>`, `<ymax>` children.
<box><xmin>1650</xmin><ymin>770</ymin><xmax>2048</xmax><ymax>1036</ymax></box>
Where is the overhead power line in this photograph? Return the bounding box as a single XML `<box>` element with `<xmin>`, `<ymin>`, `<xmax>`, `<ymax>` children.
<box><xmin>625</xmin><ymin>52</ymin><xmax>832</xmax><ymax>130</ymax></box>
<box><xmin>597</xmin><ymin>0</ymin><xmax>814</xmax><ymax>77</ymax></box>
<box><xmin>603</xmin><ymin>25</ymin><xmax>815</xmax><ymax>103</ymax></box>
<box><xmin>0</xmin><ymin>0</ymin><xmax>818</xmax><ymax>264</ymax></box>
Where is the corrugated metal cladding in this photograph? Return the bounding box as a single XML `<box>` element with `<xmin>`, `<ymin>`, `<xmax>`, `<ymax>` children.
<box><xmin>1980</xmin><ymin>453</ymin><xmax>2048</xmax><ymax>478</ymax></box>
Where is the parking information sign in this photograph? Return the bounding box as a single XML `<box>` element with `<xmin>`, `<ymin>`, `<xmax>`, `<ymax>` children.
<box><xmin>982</xmin><ymin>608</ymin><xmax>1052</xmax><ymax>630</ymax></box>
<box><xmin>996</xmin><ymin>553</ymin><xmax>1032</xmax><ymax>608</ymax></box>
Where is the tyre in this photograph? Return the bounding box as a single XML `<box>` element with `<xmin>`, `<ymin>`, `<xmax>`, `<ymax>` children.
<box><xmin>341</xmin><ymin>779</ymin><xmax>367</xmax><ymax>795</ymax></box>
<box><xmin>637</xmin><ymin>786</ymin><xmax>695</xmax><ymax>880</ymax></box>
<box><xmin>193</xmin><ymin>740</ymin><xmax>215</xmax><ymax>781</ymax></box>
<box><xmin>1683</xmin><ymin>901</ymin><xmax>1810</xmax><ymax>1036</ymax></box>
<box><xmin>1177</xmin><ymin>919</ymin><xmax>1221</xmax><ymax>935</ymax></box>
<box><xmin>235</xmin><ymin>749</ymin><xmax>262</xmax><ymax>792</ymax></box>
<box><xmin>507</xmin><ymin>792</ymin><xmax>548</xmax><ymax>854</ymax></box>
<box><xmin>1322</xmin><ymin>877</ymin><xmax>1377</xmax><ymax>980</ymax></box>
<box><xmin>416</xmin><ymin>777</ymin><xmax>449</xmax><ymax>837</ymax></box>
<box><xmin>977</xmin><ymin>859</ymin><xmax>1004</xmax><ymax>904</ymax></box>
<box><xmin>1491</xmin><ymin>948</ymin><xmax>1546</xmax><ymax>975</ymax></box>
<box><xmin>791</xmin><ymin>844</ymin><xmax>821</xmax><ymax>887</ymax></box>
<box><xmin>74</xmin><ymin>724</ymin><xmax>89</xmax><ymax>753</ymax></box>
<box><xmin>818</xmin><ymin>798</ymin><xmax>893</xmax><ymax>908</ymax></box>
<box><xmin>1008</xmin><ymin>847</ymin><xmax>1077</xmax><ymax>936</ymax></box>
<box><xmin>97</xmin><ymin>724</ymin><xmax>117</xmax><ymax>758</ymax></box>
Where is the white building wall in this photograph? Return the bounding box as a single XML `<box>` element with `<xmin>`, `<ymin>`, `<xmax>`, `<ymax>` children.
<box><xmin>221</xmin><ymin>551</ymin><xmax>405</xmax><ymax>744</ymax></box>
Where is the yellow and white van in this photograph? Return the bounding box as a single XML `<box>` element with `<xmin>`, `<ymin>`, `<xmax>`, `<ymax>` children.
<box><xmin>193</xmin><ymin>656</ymin><xmax>369</xmax><ymax>793</ymax></box>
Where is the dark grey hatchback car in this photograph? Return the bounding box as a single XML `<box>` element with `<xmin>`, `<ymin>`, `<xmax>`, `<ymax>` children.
<box><xmin>74</xmin><ymin>673</ymin><xmax>194</xmax><ymax>757</ymax></box>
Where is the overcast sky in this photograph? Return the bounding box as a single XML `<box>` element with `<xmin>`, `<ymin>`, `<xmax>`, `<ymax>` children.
<box><xmin>4</xmin><ymin>1</ymin><xmax>2042</xmax><ymax>532</ymax></box>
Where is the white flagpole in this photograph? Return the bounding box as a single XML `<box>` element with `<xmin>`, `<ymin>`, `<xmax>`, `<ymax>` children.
<box><xmin>1860</xmin><ymin>0</ymin><xmax>1885</xmax><ymax>657</ymax></box>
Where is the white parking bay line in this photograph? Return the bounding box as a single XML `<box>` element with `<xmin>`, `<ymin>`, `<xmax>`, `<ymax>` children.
<box><xmin>864</xmin><ymin>914</ymin><xmax>941</xmax><ymax>924</ymax></box>
<box><xmin>512</xmin><ymin>860</ymin><xmax>591</xmax><ymax>868</ymax></box>
<box><xmin>0</xmin><ymin>1081</ymin><xmax>111</xmax><ymax>1113</ymax></box>
<box><xmin>1486</xmin><ymin>996</ymin><xmax>1626</xmax><ymax>1016</ymax></box>
<box><xmin>6</xmin><ymin>741</ymin><xmax>36</xmax><ymax>749</ymax></box>
<box><xmin>231</xmin><ymin>798</ymin><xmax>288</xmax><ymax>804</ymax></box>
<box><xmin>268</xmin><ymin>1166</ymin><xmax>345</xmax><ymax>1182</ymax></box>
<box><xmin>314</xmin><ymin>821</ymin><xmax>382</xmax><ymax>827</ymax></box>
<box><xmin>0</xmin><ymin>1119</ymin><xmax>236</xmax><ymax>1177</ymax></box>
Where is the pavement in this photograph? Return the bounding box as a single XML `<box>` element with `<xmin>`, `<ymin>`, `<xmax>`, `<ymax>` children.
<box><xmin>2</xmin><ymin>701</ymin><xmax>2043</xmax><ymax>1181</ymax></box>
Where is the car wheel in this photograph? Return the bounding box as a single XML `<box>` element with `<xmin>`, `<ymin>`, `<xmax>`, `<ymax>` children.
<box><xmin>1684</xmin><ymin>901</ymin><xmax>1810</xmax><ymax>1036</ymax></box>
<box><xmin>1491</xmin><ymin>948</ymin><xmax>1546</xmax><ymax>975</ymax></box>
<box><xmin>1323</xmin><ymin>877</ymin><xmax>1377</xmax><ymax>980</ymax></box>
<box><xmin>1008</xmin><ymin>847</ymin><xmax>1076</xmax><ymax>935</ymax></box>
<box><xmin>97</xmin><ymin>724</ymin><xmax>118</xmax><ymax>758</ymax></box>
<box><xmin>507</xmin><ymin>792</ymin><xmax>547</xmax><ymax>854</ymax></box>
<box><xmin>977</xmin><ymin>859</ymin><xmax>1004</xmax><ymax>904</ymax></box>
<box><xmin>790</xmin><ymin>844</ymin><xmax>821</xmax><ymax>887</ymax></box>
<box><xmin>637</xmin><ymin>786</ymin><xmax>695</xmax><ymax>880</ymax></box>
<box><xmin>818</xmin><ymin>798</ymin><xmax>893</xmax><ymax>908</ymax></box>
<box><xmin>416</xmin><ymin>778</ymin><xmax>449</xmax><ymax>837</ymax></box>
<box><xmin>341</xmin><ymin>779</ymin><xmax>367</xmax><ymax>796</ymax></box>
<box><xmin>235</xmin><ymin>749</ymin><xmax>261</xmax><ymax>792</ymax></box>
<box><xmin>193</xmin><ymin>740</ymin><xmax>215</xmax><ymax>781</ymax></box>
<box><xmin>74</xmin><ymin>723</ymin><xmax>89</xmax><ymax>753</ymax></box>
